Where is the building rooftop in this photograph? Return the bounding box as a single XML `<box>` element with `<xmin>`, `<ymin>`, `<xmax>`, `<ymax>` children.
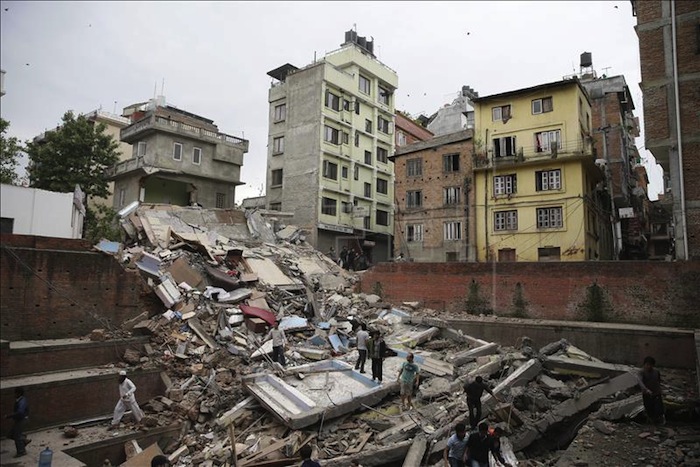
<box><xmin>472</xmin><ymin>77</ymin><xmax>587</xmax><ymax>103</ymax></box>
<box><xmin>391</xmin><ymin>129</ymin><xmax>472</xmax><ymax>158</ymax></box>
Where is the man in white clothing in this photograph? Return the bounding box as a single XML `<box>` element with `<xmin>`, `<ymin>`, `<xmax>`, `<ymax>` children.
<box><xmin>270</xmin><ymin>321</ymin><xmax>287</xmax><ymax>366</ymax></box>
<box><xmin>108</xmin><ymin>370</ymin><xmax>144</xmax><ymax>430</ymax></box>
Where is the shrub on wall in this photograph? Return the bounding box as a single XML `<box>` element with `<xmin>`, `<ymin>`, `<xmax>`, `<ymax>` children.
<box><xmin>465</xmin><ymin>279</ymin><xmax>492</xmax><ymax>315</ymax></box>
<box><xmin>512</xmin><ymin>282</ymin><xmax>529</xmax><ymax>318</ymax></box>
<box><xmin>577</xmin><ymin>282</ymin><xmax>613</xmax><ymax>322</ymax></box>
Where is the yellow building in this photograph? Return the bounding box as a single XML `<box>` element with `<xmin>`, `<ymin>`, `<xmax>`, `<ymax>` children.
<box><xmin>472</xmin><ymin>78</ymin><xmax>612</xmax><ymax>262</ymax></box>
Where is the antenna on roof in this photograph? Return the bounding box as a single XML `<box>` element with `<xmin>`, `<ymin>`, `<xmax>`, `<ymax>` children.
<box><xmin>161</xmin><ymin>78</ymin><xmax>165</xmax><ymax>96</ymax></box>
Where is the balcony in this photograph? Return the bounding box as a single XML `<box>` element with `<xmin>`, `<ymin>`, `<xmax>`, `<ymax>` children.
<box><xmin>104</xmin><ymin>156</ymin><xmax>147</xmax><ymax>179</ymax></box>
<box><xmin>472</xmin><ymin>138</ymin><xmax>594</xmax><ymax>170</ymax></box>
<box><xmin>120</xmin><ymin>115</ymin><xmax>248</xmax><ymax>151</ymax></box>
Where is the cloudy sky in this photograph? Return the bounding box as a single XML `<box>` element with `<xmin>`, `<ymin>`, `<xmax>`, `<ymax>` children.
<box><xmin>0</xmin><ymin>1</ymin><xmax>663</xmax><ymax>201</ymax></box>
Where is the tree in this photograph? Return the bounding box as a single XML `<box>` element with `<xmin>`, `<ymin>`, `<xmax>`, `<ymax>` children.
<box><xmin>0</xmin><ymin>118</ymin><xmax>23</xmax><ymax>185</ymax></box>
<box><xmin>25</xmin><ymin>111</ymin><xmax>119</xmax><ymax>200</ymax></box>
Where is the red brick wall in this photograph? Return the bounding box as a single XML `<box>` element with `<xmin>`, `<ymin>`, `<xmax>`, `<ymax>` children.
<box><xmin>0</xmin><ymin>234</ymin><xmax>152</xmax><ymax>340</ymax></box>
<box><xmin>358</xmin><ymin>261</ymin><xmax>700</xmax><ymax>327</ymax></box>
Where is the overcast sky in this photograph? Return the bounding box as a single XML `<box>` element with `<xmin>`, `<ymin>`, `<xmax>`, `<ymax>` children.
<box><xmin>0</xmin><ymin>1</ymin><xmax>664</xmax><ymax>202</ymax></box>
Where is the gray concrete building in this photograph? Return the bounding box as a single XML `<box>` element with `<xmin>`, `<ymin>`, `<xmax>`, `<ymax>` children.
<box><xmin>106</xmin><ymin>97</ymin><xmax>249</xmax><ymax>210</ymax></box>
<box><xmin>265</xmin><ymin>31</ymin><xmax>398</xmax><ymax>263</ymax></box>
<box><xmin>425</xmin><ymin>86</ymin><xmax>477</xmax><ymax>137</ymax></box>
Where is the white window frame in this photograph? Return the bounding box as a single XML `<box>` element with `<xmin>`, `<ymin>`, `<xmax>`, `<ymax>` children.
<box><xmin>192</xmin><ymin>147</ymin><xmax>201</xmax><ymax>165</ymax></box>
<box><xmin>537</xmin><ymin>207</ymin><xmax>564</xmax><ymax>229</ymax></box>
<box><xmin>406</xmin><ymin>224</ymin><xmax>424</xmax><ymax>242</ymax></box>
<box><xmin>443</xmin><ymin>186</ymin><xmax>461</xmax><ymax>205</ymax></box>
<box><xmin>444</xmin><ymin>221</ymin><xmax>463</xmax><ymax>241</ymax></box>
<box><xmin>322</xmin><ymin>160</ymin><xmax>338</xmax><ymax>180</ymax></box>
<box><xmin>494</xmin><ymin>174</ymin><xmax>517</xmax><ymax>196</ymax></box>
<box><xmin>407</xmin><ymin>158</ymin><xmax>422</xmax><ymax>177</ymax></box>
<box><xmin>536</xmin><ymin>169</ymin><xmax>562</xmax><ymax>191</ymax></box>
<box><xmin>359</xmin><ymin>75</ymin><xmax>371</xmax><ymax>95</ymax></box>
<box><xmin>378</xmin><ymin>116</ymin><xmax>391</xmax><ymax>134</ymax></box>
<box><xmin>325</xmin><ymin>91</ymin><xmax>340</xmax><ymax>111</ymax></box>
<box><xmin>406</xmin><ymin>190</ymin><xmax>422</xmax><ymax>208</ymax></box>
<box><xmin>274</xmin><ymin>103</ymin><xmax>286</xmax><ymax>122</ymax></box>
<box><xmin>324</xmin><ymin>125</ymin><xmax>339</xmax><ymax>145</ymax></box>
<box><xmin>535</xmin><ymin>130</ymin><xmax>562</xmax><ymax>153</ymax></box>
<box><xmin>378</xmin><ymin>85</ymin><xmax>391</xmax><ymax>106</ymax></box>
<box><xmin>397</xmin><ymin>131</ymin><xmax>407</xmax><ymax>146</ymax></box>
<box><xmin>377</xmin><ymin>146</ymin><xmax>389</xmax><ymax>163</ymax></box>
<box><xmin>272</xmin><ymin>136</ymin><xmax>284</xmax><ymax>154</ymax></box>
<box><xmin>492</xmin><ymin>105</ymin><xmax>511</xmax><ymax>121</ymax></box>
<box><xmin>494</xmin><ymin>210</ymin><xmax>518</xmax><ymax>231</ymax></box>
<box><xmin>172</xmin><ymin>142</ymin><xmax>182</xmax><ymax>161</ymax></box>
<box><xmin>532</xmin><ymin>97</ymin><xmax>553</xmax><ymax>114</ymax></box>
<box><xmin>137</xmin><ymin>141</ymin><xmax>147</xmax><ymax>157</ymax></box>
<box><xmin>321</xmin><ymin>197</ymin><xmax>337</xmax><ymax>216</ymax></box>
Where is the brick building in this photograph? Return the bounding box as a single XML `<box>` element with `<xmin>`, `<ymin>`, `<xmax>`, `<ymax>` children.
<box><xmin>632</xmin><ymin>0</ymin><xmax>700</xmax><ymax>260</ymax></box>
<box><xmin>395</xmin><ymin>112</ymin><xmax>434</xmax><ymax>148</ymax></box>
<box><xmin>390</xmin><ymin>130</ymin><xmax>474</xmax><ymax>262</ymax></box>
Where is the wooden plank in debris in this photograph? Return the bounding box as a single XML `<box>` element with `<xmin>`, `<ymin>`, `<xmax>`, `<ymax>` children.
<box><xmin>188</xmin><ymin>318</ymin><xmax>218</xmax><ymax>349</ymax></box>
<box><xmin>216</xmin><ymin>396</ymin><xmax>256</xmax><ymax>427</ymax></box>
<box><xmin>239</xmin><ymin>437</ymin><xmax>289</xmax><ymax>466</ymax></box>
<box><xmin>121</xmin><ymin>442</ymin><xmax>164</xmax><ymax>467</ymax></box>
<box><xmin>345</xmin><ymin>432</ymin><xmax>371</xmax><ymax>454</ymax></box>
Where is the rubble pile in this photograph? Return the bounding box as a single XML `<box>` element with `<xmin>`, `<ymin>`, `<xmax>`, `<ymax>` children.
<box><xmin>89</xmin><ymin>205</ymin><xmax>697</xmax><ymax>467</ymax></box>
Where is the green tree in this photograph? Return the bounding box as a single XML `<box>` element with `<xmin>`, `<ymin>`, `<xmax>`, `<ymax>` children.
<box><xmin>83</xmin><ymin>204</ymin><xmax>121</xmax><ymax>244</ymax></box>
<box><xmin>0</xmin><ymin>118</ymin><xmax>23</xmax><ymax>185</ymax></box>
<box><xmin>25</xmin><ymin>111</ymin><xmax>119</xmax><ymax>200</ymax></box>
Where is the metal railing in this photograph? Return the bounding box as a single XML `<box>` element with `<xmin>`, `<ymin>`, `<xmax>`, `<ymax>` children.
<box><xmin>472</xmin><ymin>139</ymin><xmax>594</xmax><ymax>169</ymax></box>
<box><xmin>121</xmin><ymin>115</ymin><xmax>247</xmax><ymax>147</ymax></box>
<box><xmin>104</xmin><ymin>156</ymin><xmax>146</xmax><ymax>178</ymax></box>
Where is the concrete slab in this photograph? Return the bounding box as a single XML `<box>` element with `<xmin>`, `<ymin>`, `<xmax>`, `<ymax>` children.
<box><xmin>246</xmin><ymin>256</ymin><xmax>302</xmax><ymax>290</ymax></box>
<box><xmin>450</xmin><ymin>342</ymin><xmax>499</xmax><ymax>366</ymax></box>
<box><xmin>544</xmin><ymin>355</ymin><xmax>634</xmax><ymax>378</ymax></box>
<box><xmin>390</xmin><ymin>348</ymin><xmax>453</xmax><ymax>377</ymax></box>
<box><xmin>386</xmin><ymin>326</ymin><xmax>440</xmax><ymax>348</ymax></box>
<box><xmin>242</xmin><ymin>360</ymin><xmax>396</xmax><ymax>429</ymax></box>
<box><xmin>482</xmin><ymin>359</ymin><xmax>542</xmax><ymax>409</ymax></box>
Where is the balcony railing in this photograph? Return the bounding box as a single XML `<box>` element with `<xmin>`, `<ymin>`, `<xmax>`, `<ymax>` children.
<box><xmin>472</xmin><ymin>139</ymin><xmax>594</xmax><ymax>169</ymax></box>
<box><xmin>104</xmin><ymin>156</ymin><xmax>146</xmax><ymax>178</ymax></box>
<box><xmin>120</xmin><ymin>115</ymin><xmax>248</xmax><ymax>148</ymax></box>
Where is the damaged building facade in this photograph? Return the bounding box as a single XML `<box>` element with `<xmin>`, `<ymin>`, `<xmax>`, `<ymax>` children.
<box><xmin>105</xmin><ymin>97</ymin><xmax>249</xmax><ymax>210</ymax></box>
<box><xmin>264</xmin><ymin>31</ymin><xmax>398</xmax><ymax>263</ymax></box>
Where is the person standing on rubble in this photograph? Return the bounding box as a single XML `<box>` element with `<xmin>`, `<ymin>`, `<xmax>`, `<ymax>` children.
<box><xmin>443</xmin><ymin>422</ymin><xmax>468</xmax><ymax>467</ymax></box>
<box><xmin>6</xmin><ymin>387</ymin><xmax>30</xmax><ymax>458</ymax></box>
<box><xmin>271</xmin><ymin>321</ymin><xmax>287</xmax><ymax>367</ymax></box>
<box><xmin>638</xmin><ymin>356</ymin><xmax>665</xmax><ymax>424</ymax></box>
<box><xmin>397</xmin><ymin>352</ymin><xmax>420</xmax><ymax>411</ymax></box>
<box><xmin>109</xmin><ymin>370</ymin><xmax>144</xmax><ymax>430</ymax></box>
<box><xmin>299</xmin><ymin>444</ymin><xmax>321</xmax><ymax>467</ymax></box>
<box><xmin>354</xmin><ymin>323</ymin><xmax>369</xmax><ymax>373</ymax></box>
<box><xmin>465</xmin><ymin>422</ymin><xmax>512</xmax><ymax>467</ymax></box>
<box><xmin>464</xmin><ymin>376</ymin><xmax>503</xmax><ymax>429</ymax></box>
<box><xmin>327</xmin><ymin>246</ymin><xmax>337</xmax><ymax>263</ymax></box>
<box><xmin>367</xmin><ymin>330</ymin><xmax>387</xmax><ymax>382</ymax></box>
<box><xmin>340</xmin><ymin>246</ymin><xmax>349</xmax><ymax>269</ymax></box>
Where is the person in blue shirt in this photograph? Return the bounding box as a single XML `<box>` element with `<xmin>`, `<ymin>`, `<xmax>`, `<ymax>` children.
<box><xmin>6</xmin><ymin>387</ymin><xmax>30</xmax><ymax>457</ymax></box>
<box><xmin>443</xmin><ymin>422</ymin><xmax>468</xmax><ymax>467</ymax></box>
<box><xmin>397</xmin><ymin>352</ymin><xmax>420</xmax><ymax>410</ymax></box>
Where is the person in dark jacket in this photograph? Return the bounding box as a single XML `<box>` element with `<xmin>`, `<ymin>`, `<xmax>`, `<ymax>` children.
<box><xmin>367</xmin><ymin>330</ymin><xmax>388</xmax><ymax>382</ymax></box>
<box><xmin>638</xmin><ymin>356</ymin><xmax>665</xmax><ymax>424</ymax></box>
<box><xmin>464</xmin><ymin>376</ymin><xmax>503</xmax><ymax>428</ymax></box>
<box><xmin>465</xmin><ymin>422</ymin><xmax>512</xmax><ymax>467</ymax></box>
<box><xmin>6</xmin><ymin>387</ymin><xmax>30</xmax><ymax>457</ymax></box>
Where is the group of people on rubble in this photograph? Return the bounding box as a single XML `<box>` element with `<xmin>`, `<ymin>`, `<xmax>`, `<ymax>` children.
<box><xmin>327</xmin><ymin>245</ymin><xmax>369</xmax><ymax>271</ymax></box>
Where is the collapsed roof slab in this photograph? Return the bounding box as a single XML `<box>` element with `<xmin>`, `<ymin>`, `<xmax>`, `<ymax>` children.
<box><xmin>242</xmin><ymin>360</ymin><xmax>396</xmax><ymax>429</ymax></box>
<box><xmin>510</xmin><ymin>371</ymin><xmax>639</xmax><ymax>451</ymax></box>
<box><xmin>450</xmin><ymin>341</ymin><xmax>499</xmax><ymax>366</ymax></box>
<box><xmin>544</xmin><ymin>355</ymin><xmax>635</xmax><ymax>378</ymax></box>
<box><xmin>390</xmin><ymin>348</ymin><xmax>453</xmax><ymax>377</ymax></box>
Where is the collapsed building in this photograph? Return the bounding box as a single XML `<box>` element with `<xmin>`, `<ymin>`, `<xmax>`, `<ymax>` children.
<box><xmin>0</xmin><ymin>204</ymin><xmax>698</xmax><ymax>466</ymax></box>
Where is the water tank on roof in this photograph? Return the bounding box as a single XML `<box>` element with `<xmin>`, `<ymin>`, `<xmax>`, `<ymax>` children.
<box><xmin>580</xmin><ymin>52</ymin><xmax>593</xmax><ymax>68</ymax></box>
<box><xmin>358</xmin><ymin>36</ymin><xmax>367</xmax><ymax>48</ymax></box>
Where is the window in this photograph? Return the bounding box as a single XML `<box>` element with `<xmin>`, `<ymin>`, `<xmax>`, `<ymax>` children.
<box><xmin>444</xmin><ymin>186</ymin><xmax>461</xmax><ymax>205</ymax></box>
<box><xmin>363</xmin><ymin>216</ymin><xmax>371</xmax><ymax>229</ymax></box>
<box><xmin>378</xmin><ymin>85</ymin><xmax>391</xmax><ymax>106</ymax></box>
<box><xmin>494</xmin><ymin>174</ymin><xmax>517</xmax><ymax>196</ymax></box>
<box><xmin>443</xmin><ymin>153</ymin><xmax>460</xmax><ymax>172</ymax></box>
<box><xmin>492</xmin><ymin>105</ymin><xmax>511</xmax><ymax>121</ymax></box>
<box><xmin>274</xmin><ymin>104</ymin><xmax>286</xmax><ymax>122</ymax></box>
<box><xmin>444</xmin><ymin>221</ymin><xmax>462</xmax><ymax>241</ymax></box>
<box><xmin>324</xmin><ymin>125</ymin><xmax>339</xmax><ymax>144</ymax></box>
<box><xmin>173</xmin><ymin>142</ymin><xmax>183</xmax><ymax>161</ymax></box>
<box><xmin>376</xmin><ymin>209</ymin><xmax>389</xmax><ymax>226</ymax></box>
<box><xmin>377</xmin><ymin>178</ymin><xmax>388</xmax><ymax>194</ymax></box>
<box><xmin>406</xmin><ymin>190</ymin><xmax>422</xmax><ymax>208</ymax></box>
<box><xmin>446</xmin><ymin>252</ymin><xmax>458</xmax><ymax>262</ymax></box>
<box><xmin>354</xmin><ymin>132</ymin><xmax>360</xmax><ymax>147</ymax></box>
<box><xmin>537</xmin><ymin>207</ymin><xmax>563</xmax><ymax>229</ymax></box>
<box><xmin>397</xmin><ymin>131</ymin><xmax>407</xmax><ymax>146</ymax></box>
<box><xmin>535</xmin><ymin>130</ymin><xmax>562</xmax><ymax>153</ymax></box>
<box><xmin>364</xmin><ymin>150</ymin><xmax>372</xmax><ymax>165</ymax></box>
<box><xmin>216</xmin><ymin>193</ymin><xmax>225</xmax><ymax>209</ymax></box>
<box><xmin>359</xmin><ymin>75</ymin><xmax>371</xmax><ymax>94</ymax></box>
<box><xmin>321</xmin><ymin>197</ymin><xmax>337</xmax><ymax>216</ymax></box>
<box><xmin>192</xmin><ymin>147</ymin><xmax>201</xmax><ymax>165</ymax></box>
<box><xmin>365</xmin><ymin>119</ymin><xmax>372</xmax><ymax>134</ymax></box>
<box><xmin>377</xmin><ymin>146</ymin><xmax>388</xmax><ymax>163</ymax></box>
<box><xmin>378</xmin><ymin>116</ymin><xmax>391</xmax><ymax>134</ymax></box>
<box><xmin>269</xmin><ymin>202</ymin><xmax>281</xmax><ymax>211</ymax></box>
<box><xmin>323</xmin><ymin>160</ymin><xmax>338</xmax><ymax>180</ymax></box>
<box><xmin>325</xmin><ymin>91</ymin><xmax>340</xmax><ymax>111</ymax></box>
<box><xmin>137</xmin><ymin>141</ymin><xmax>147</xmax><ymax>157</ymax></box>
<box><xmin>273</xmin><ymin>136</ymin><xmax>284</xmax><ymax>154</ymax></box>
<box><xmin>343</xmin><ymin>132</ymin><xmax>349</xmax><ymax>145</ymax></box>
<box><xmin>407</xmin><ymin>158</ymin><xmax>422</xmax><ymax>177</ymax></box>
<box><xmin>494</xmin><ymin>210</ymin><xmax>518</xmax><ymax>231</ymax></box>
<box><xmin>342</xmin><ymin>201</ymin><xmax>352</xmax><ymax>213</ymax></box>
<box><xmin>355</xmin><ymin>100</ymin><xmax>360</xmax><ymax>115</ymax></box>
<box><xmin>354</xmin><ymin>165</ymin><xmax>359</xmax><ymax>180</ymax></box>
<box><xmin>118</xmin><ymin>188</ymin><xmax>126</xmax><ymax>207</ymax></box>
<box><xmin>0</xmin><ymin>217</ymin><xmax>14</xmax><ymax>234</ymax></box>
<box><xmin>271</xmin><ymin>169</ymin><xmax>283</xmax><ymax>187</ymax></box>
<box><xmin>406</xmin><ymin>224</ymin><xmax>423</xmax><ymax>242</ymax></box>
<box><xmin>343</xmin><ymin>99</ymin><xmax>351</xmax><ymax>111</ymax></box>
<box><xmin>532</xmin><ymin>97</ymin><xmax>553</xmax><ymax>114</ymax></box>
<box><xmin>535</xmin><ymin>169</ymin><xmax>562</xmax><ymax>191</ymax></box>
<box><xmin>364</xmin><ymin>182</ymin><xmax>372</xmax><ymax>198</ymax></box>
<box><xmin>341</xmin><ymin>166</ymin><xmax>349</xmax><ymax>179</ymax></box>
<box><xmin>493</xmin><ymin>136</ymin><xmax>517</xmax><ymax>158</ymax></box>
<box><xmin>538</xmin><ymin>247</ymin><xmax>561</xmax><ymax>262</ymax></box>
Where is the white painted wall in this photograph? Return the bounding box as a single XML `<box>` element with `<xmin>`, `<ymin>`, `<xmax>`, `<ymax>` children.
<box><xmin>0</xmin><ymin>184</ymin><xmax>84</xmax><ymax>238</ymax></box>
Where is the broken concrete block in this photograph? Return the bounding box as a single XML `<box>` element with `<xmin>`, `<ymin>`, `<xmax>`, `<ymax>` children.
<box><xmin>133</xmin><ymin>319</ymin><xmax>159</xmax><ymax>336</ymax></box>
<box><xmin>450</xmin><ymin>342</ymin><xmax>499</xmax><ymax>366</ymax></box>
<box><xmin>123</xmin><ymin>348</ymin><xmax>141</xmax><ymax>364</ymax></box>
<box><xmin>155</xmin><ymin>278</ymin><xmax>182</xmax><ymax>308</ymax></box>
<box><xmin>167</xmin><ymin>256</ymin><xmax>204</xmax><ymax>289</ymax></box>
<box><xmin>168</xmin><ymin>445</ymin><xmax>190</xmax><ymax>463</ymax></box>
<box><xmin>544</xmin><ymin>355</ymin><xmax>634</xmax><ymax>379</ymax></box>
<box><xmin>89</xmin><ymin>329</ymin><xmax>107</xmax><ymax>341</ymax></box>
<box><xmin>595</xmin><ymin>394</ymin><xmax>645</xmax><ymax>421</ymax></box>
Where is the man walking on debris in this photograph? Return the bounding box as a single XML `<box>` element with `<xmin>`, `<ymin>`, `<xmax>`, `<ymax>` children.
<box><xmin>271</xmin><ymin>320</ymin><xmax>287</xmax><ymax>367</ymax></box>
<box><xmin>464</xmin><ymin>376</ymin><xmax>503</xmax><ymax>428</ymax></box>
<box><xmin>367</xmin><ymin>329</ymin><xmax>387</xmax><ymax>382</ymax></box>
<box><xmin>7</xmin><ymin>387</ymin><xmax>30</xmax><ymax>458</ymax></box>
<box><xmin>108</xmin><ymin>370</ymin><xmax>144</xmax><ymax>430</ymax></box>
<box><xmin>355</xmin><ymin>323</ymin><xmax>369</xmax><ymax>373</ymax></box>
<box><xmin>443</xmin><ymin>422</ymin><xmax>468</xmax><ymax>467</ymax></box>
<box><xmin>465</xmin><ymin>422</ymin><xmax>512</xmax><ymax>467</ymax></box>
<box><xmin>340</xmin><ymin>246</ymin><xmax>349</xmax><ymax>269</ymax></box>
<box><xmin>397</xmin><ymin>352</ymin><xmax>420</xmax><ymax>410</ymax></box>
<box><xmin>638</xmin><ymin>355</ymin><xmax>665</xmax><ymax>424</ymax></box>
<box><xmin>299</xmin><ymin>444</ymin><xmax>321</xmax><ymax>467</ymax></box>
